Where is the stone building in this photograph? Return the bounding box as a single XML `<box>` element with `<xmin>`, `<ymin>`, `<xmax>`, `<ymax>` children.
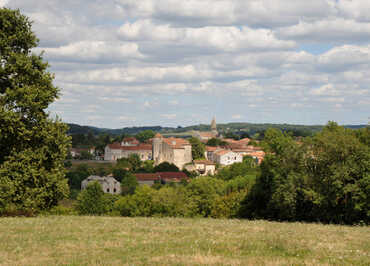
<box><xmin>104</xmin><ymin>137</ymin><xmax>152</xmax><ymax>161</ymax></box>
<box><xmin>152</xmin><ymin>133</ymin><xmax>192</xmax><ymax>169</ymax></box>
<box><xmin>81</xmin><ymin>175</ymin><xmax>121</xmax><ymax>194</ymax></box>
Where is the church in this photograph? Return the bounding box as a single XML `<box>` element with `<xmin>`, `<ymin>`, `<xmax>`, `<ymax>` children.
<box><xmin>192</xmin><ymin>117</ymin><xmax>220</xmax><ymax>142</ymax></box>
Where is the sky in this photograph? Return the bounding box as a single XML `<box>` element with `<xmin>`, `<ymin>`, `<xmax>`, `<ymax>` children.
<box><xmin>2</xmin><ymin>0</ymin><xmax>370</xmax><ymax>128</ymax></box>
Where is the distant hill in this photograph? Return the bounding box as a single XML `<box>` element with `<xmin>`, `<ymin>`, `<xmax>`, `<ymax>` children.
<box><xmin>66</xmin><ymin>122</ymin><xmax>367</xmax><ymax>137</ymax></box>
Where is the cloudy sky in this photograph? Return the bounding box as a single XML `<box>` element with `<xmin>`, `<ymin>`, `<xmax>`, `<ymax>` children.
<box><xmin>3</xmin><ymin>0</ymin><xmax>370</xmax><ymax>127</ymax></box>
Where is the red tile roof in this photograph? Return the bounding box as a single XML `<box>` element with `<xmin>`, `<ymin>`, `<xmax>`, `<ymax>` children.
<box><xmin>134</xmin><ymin>172</ymin><xmax>188</xmax><ymax>182</ymax></box>
<box><xmin>194</xmin><ymin>159</ymin><xmax>216</xmax><ymax>165</ymax></box>
<box><xmin>134</xmin><ymin>173</ymin><xmax>160</xmax><ymax>181</ymax></box>
<box><xmin>205</xmin><ymin>146</ymin><xmax>219</xmax><ymax>151</ymax></box>
<box><xmin>158</xmin><ymin>172</ymin><xmax>188</xmax><ymax>180</ymax></box>
<box><xmin>215</xmin><ymin>150</ymin><xmax>233</xmax><ymax>156</ymax></box>
<box><xmin>163</xmin><ymin>137</ymin><xmax>190</xmax><ymax>149</ymax></box>
<box><xmin>108</xmin><ymin>143</ymin><xmax>152</xmax><ymax>151</ymax></box>
<box><xmin>154</xmin><ymin>133</ymin><xmax>163</xmax><ymax>138</ymax></box>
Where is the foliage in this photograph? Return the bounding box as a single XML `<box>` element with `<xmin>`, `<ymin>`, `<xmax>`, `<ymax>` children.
<box><xmin>241</xmin><ymin>123</ymin><xmax>370</xmax><ymax>224</ymax></box>
<box><xmin>127</xmin><ymin>153</ymin><xmax>142</xmax><ymax>172</ymax></box>
<box><xmin>76</xmin><ymin>182</ymin><xmax>105</xmax><ymax>215</ymax></box>
<box><xmin>120</xmin><ymin>172</ymin><xmax>138</xmax><ymax>195</ymax></box>
<box><xmin>135</xmin><ymin>130</ymin><xmax>155</xmax><ymax>143</ymax></box>
<box><xmin>0</xmin><ymin>9</ymin><xmax>70</xmax><ymax>214</ymax></box>
<box><xmin>65</xmin><ymin>164</ymin><xmax>91</xmax><ymax>190</ymax></box>
<box><xmin>138</xmin><ymin>160</ymin><xmax>154</xmax><ymax>173</ymax></box>
<box><xmin>153</xmin><ymin>162</ymin><xmax>179</xmax><ymax>172</ymax></box>
<box><xmin>206</xmin><ymin>138</ymin><xmax>227</xmax><ymax>147</ymax></box>
<box><xmin>185</xmin><ymin>177</ymin><xmax>225</xmax><ymax>217</ymax></box>
<box><xmin>188</xmin><ymin>137</ymin><xmax>206</xmax><ymax>160</ymax></box>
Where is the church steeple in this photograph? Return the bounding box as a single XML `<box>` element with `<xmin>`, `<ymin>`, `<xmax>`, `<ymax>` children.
<box><xmin>211</xmin><ymin>117</ymin><xmax>217</xmax><ymax>132</ymax></box>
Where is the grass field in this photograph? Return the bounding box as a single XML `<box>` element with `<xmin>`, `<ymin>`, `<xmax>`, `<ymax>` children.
<box><xmin>0</xmin><ymin>216</ymin><xmax>369</xmax><ymax>265</ymax></box>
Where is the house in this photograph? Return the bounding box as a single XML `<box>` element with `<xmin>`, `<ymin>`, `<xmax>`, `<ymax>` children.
<box><xmin>213</xmin><ymin>150</ymin><xmax>243</xmax><ymax>166</ymax></box>
<box><xmin>152</xmin><ymin>134</ymin><xmax>192</xmax><ymax>169</ymax></box>
<box><xmin>193</xmin><ymin>159</ymin><xmax>216</xmax><ymax>176</ymax></box>
<box><xmin>134</xmin><ymin>172</ymin><xmax>188</xmax><ymax>186</ymax></box>
<box><xmin>104</xmin><ymin>142</ymin><xmax>152</xmax><ymax>161</ymax></box>
<box><xmin>81</xmin><ymin>175</ymin><xmax>121</xmax><ymax>194</ymax></box>
<box><xmin>70</xmin><ymin>147</ymin><xmax>95</xmax><ymax>158</ymax></box>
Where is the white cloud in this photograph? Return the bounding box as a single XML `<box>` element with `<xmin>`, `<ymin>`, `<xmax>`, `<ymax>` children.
<box><xmin>310</xmin><ymin>84</ymin><xmax>340</xmax><ymax>96</ymax></box>
<box><xmin>231</xmin><ymin>114</ymin><xmax>242</xmax><ymax>119</ymax></box>
<box><xmin>35</xmin><ymin>41</ymin><xmax>144</xmax><ymax>62</ymax></box>
<box><xmin>317</xmin><ymin>45</ymin><xmax>370</xmax><ymax>71</ymax></box>
<box><xmin>279</xmin><ymin>18</ymin><xmax>370</xmax><ymax>43</ymax></box>
<box><xmin>99</xmin><ymin>97</ymin><xmax>132</xmax><ymax>103</ymax></box>
<box><xmin>119</xmin><ymin>20</ymin><xmax>296</xmax><ymax>52</ymax></box>
<box><xmin>161</xmin><ymin>114</ymin><xmax>177</xmax><ymax>119</ymax></box>
<box><xmin>168</xmin><ymin>100</ymin><xmax>179</xmax><ymax>105</ymax></box>
<box><xmin>5</xmin><ymin>0</ymin><xmax>369</xmax><ymax>126</ymax></box>
<box><xmin>0</xmin><ymin>0</ymin><xmax>9</xmax><ymax>7</ymax></box>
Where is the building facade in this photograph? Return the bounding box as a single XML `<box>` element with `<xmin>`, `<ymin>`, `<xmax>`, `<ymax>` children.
<box><xmin>152</xmin><ymin>133</ymin><xmax>192</xmax><ymax>169</ymax></box>
<box><xmin>104</xmin><ymin>138</ymin><xmax>152</xmax><ymax>161</ymax></box>
<box><xmin>81</xmin><ymin>175</ymin><xmax>121</xmax><ymax>194</ymax></box>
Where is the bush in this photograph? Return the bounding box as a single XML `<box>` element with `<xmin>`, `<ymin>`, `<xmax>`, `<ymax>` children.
<box><xmin>76</xmin><ymin>182</ymin><xmax>106</xmax><ymax>215</ymax></box>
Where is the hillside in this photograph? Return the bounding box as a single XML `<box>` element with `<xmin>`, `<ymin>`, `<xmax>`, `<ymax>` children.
<box><xmin>67</xmin><ymin>122</ymin><xmax>368</xmax><ymax>137</ymax></box>
<box><xmin>0</xmin><ymin>216</ymin><xmax>369</xmax><ymax>265</ymax></box>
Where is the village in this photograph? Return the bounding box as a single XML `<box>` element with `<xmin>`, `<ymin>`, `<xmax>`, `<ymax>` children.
<box><xmin>76</xmin><ymin>118</ymin><xmax>265</xmax><ymax>193</ymax></box>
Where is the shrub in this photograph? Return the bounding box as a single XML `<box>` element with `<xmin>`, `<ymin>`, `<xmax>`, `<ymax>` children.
<box><xmin>76</xmin><ymin>182</ymin><xmax>106</xmax><ymax>215</ymax></box>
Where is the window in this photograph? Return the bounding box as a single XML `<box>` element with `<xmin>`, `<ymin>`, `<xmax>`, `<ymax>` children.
<box><xmin>107</xmin><ymin>188</ymin><xmax>110</xmax><ymax>192</ymax></box>
<box><xmin>114</xmin><ymin>188</ymin><xmax>116</xmax><ymax>193</ymax></box>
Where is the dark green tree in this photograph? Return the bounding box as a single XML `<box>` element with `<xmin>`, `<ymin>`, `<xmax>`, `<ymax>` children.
<box><xmin>127</xmin><ymin>153</ymin><xmax>142</xmax><ymax>172</ymax></box>
<box><xmin>121</xmin><ymin>172</ymin><xmax>138</xmax><ymax>195</ymax></box>
<box><xmin>206</xmin><ymin>138</ymin><xmax>227</xmax><ymax>147</ymax></box>
<box><xmin>153</xmin><ymin>162</ymin><xmax>179</xmax><ymax>172</ymax></box>
<box><xmin>0</xmin><ymin>9</ymin><xmax>70</xmax><ymax>214</ymax></box>
<box><xmin>135</xmin><ymin>130</ymin><xmax>155</xmax><ymax>143</ymax></box>
<box><xmin>188</xmin><ymin>137</ymin><xmax>205</xmax><ymax>160</ymax></box>
<box><xmin>76</xmin><ymin>182</ymin><xmax>105</xmax><ymax>215</ymax></box>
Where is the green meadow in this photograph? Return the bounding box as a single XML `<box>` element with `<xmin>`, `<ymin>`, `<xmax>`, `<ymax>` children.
<box><xmin>0</xmin><ymin>216</ymin><xmax>369</xmax><ymax>265</ymax></box>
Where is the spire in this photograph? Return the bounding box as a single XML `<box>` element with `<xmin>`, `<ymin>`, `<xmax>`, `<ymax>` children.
<box><xmin>211</xmin><ymin>117</ymin><xmax>217</xmax><ymax>131</ymax></box>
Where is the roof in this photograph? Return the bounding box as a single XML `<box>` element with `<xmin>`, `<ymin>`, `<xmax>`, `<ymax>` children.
<box><xmin>154</xmin><ymin>133</ymin><xmax>163</xmax><ymax>138</ymax></box>
<box><xmin>134</xmin><ymin>172</ymin><xmax>188</xmax><ymax>182</ymax></box>
<box><xmin>194</xmin><ymin>159</ymin><xmax>216</xmax><ymax>165</ymax></box>
<box><xmin>214</xmin><ymin>149</ymin><xmax>233</xmax><ymax>156</ymax></box>
<box><xmin>84</xmin><ymin>175</ymin><xmax>119</xmax><ymax>183</ymax></box>
<box><xmin>198</xmin><ymin>132</ymin><xmax>216</xmax><ymax>138</ymax></box>
<box><xmin>205</xmin><ymin>146</ymin><xmax>219</xmax><ymax>151</ymax></box>
<box><xmin>158</xmin><ymin>172</ymin><xmax>188</xmax><ymax>180</ymax></box>
<box><xmin>134</xmin><ymin>173</ymin><xmax>160</xmax><ymax>181</ymax></box>
<box><xmin>163</xmin><ymin>137</ymin><xmax>190</xmax><ymax>149</ymax></box>
<box><xmin>107</xmin><ymin>143</ymin><xmax>152</xmax><ymax>151</ymax></box>
<box><xmin>122</xmin><ymin>137</ymin><xmax>139</xmax><ymax>143</ymax></box>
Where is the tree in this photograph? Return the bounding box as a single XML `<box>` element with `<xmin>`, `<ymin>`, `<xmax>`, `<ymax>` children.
<box><xmin>76</xmin><ymin>182</ymin><xmax>106</xmax><ymax>215</ymax></box>
<box><xmin>153</xmin><ymin>162</ymin><xmax>179</xmax><ymax>172</ymax></box>
<box><xmin>135</xmin><ymin>130</ymin><xmax>155</xmax><ymax>143</ymax></box>
<box><xmin>127</xmin><ymin>153</ymin><xmax>142</xmax><ymax>172</ymax></box>
<box><xmin>121</xmin><ymin>172</ymin><xmax>138</xmax><ymax>195</ymax></box>
<box><xmin>188</xmin><ymin>137</ymin><xmax>205</xmax><ymax>160</ymax></box>
<box><xmin>206</xmin><ymin>138</ymin><xmax>227</xmax><ymax>147</ymax></box>
<box><xmin>0</xmin><ymin>9</ymin><xmax>70</xmax><ymax>214</ymax></box>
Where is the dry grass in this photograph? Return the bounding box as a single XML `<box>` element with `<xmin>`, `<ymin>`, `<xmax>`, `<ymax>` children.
<box><xmin>0</xmin><ymin>216</ymin><xmax>369</xmax><ymax>265</ymax></box>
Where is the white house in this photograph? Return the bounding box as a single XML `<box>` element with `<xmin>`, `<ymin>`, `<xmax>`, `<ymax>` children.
<box><xmin>213</xmin><ymin>150</ymin><xmax>243</xmax><ymax>166</ymax></box>
<box><xmin>193</xmin><ymin>159</ymin><xmax>216</xmax><ymax>176</ymax></box>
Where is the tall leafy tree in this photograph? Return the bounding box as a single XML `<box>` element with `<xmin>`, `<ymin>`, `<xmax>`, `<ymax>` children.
<box><xmin>188</xmin><ymin>137</ymin><xmax>205</xmax><ymax>160</ymax></box>
<box><xmin>0</xmin><ymin>9</ymin><xmax>70</xmax><ymax>214</ymax></box>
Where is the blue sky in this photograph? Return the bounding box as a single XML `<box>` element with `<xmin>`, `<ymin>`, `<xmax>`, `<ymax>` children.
<box><xmin>3</xmin><ymin>0</ymin><xmax>370</xmax><ymax>127</ymax></box>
